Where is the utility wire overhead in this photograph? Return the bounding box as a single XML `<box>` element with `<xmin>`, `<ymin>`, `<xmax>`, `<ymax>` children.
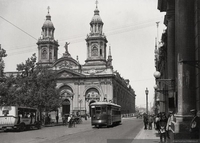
<box><xmin>1</xmin><ymin>14</ymin><xmax>163</xmax><ymax>56</ymax></box>
<box><xmin>0</xmin><ymin>15</ymin><xmax>37</xmax><ymax>41</ymax></box>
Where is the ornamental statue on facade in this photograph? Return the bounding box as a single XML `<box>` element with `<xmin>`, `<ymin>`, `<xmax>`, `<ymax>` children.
<box><xmin>63</xmin><ymin>42</ymin><xmax>71</xmax><ymax>57</ymax></box>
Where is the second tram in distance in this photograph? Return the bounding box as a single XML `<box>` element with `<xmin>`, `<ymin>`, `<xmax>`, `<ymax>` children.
<box><xmin>90</xmin><ymin>101</ymin><xmax>121</xmax><ymax>128</ymax></box>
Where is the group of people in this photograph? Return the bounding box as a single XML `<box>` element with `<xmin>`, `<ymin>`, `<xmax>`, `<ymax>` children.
<box><xmin>143</xmin><ymin>113</ymin><xmax>154</xmax><ymax>130</ymax></box>
<box><xmin>143</xmin><ymin>109</ymin><xmax>200</xmax><ymax>143</ymax></box>
<box><xmin>143</xmin><ymin>111</ymin><xmax>176</xmax><ymax>143</ymax></box>
<box><xmin>44</xmin><ymin>114</ymin><xmax>52</xmax><ymax>125</ymax></box>
<box><xmin>63</xmin><ymin>114</ymin><xmax>75</xmax><ymax>127</ymax></box>
<box><xmin>62</xmin><ymin>113</ymin><xmax>84</xmax><ymax>128</ymax></box>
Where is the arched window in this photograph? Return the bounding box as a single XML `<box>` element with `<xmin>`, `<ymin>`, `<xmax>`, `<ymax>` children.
<box><xmin>91</xmin><ymin>46</ymin><xmax>98</xmax><ymax>56</ymax></box>
<box><xmin>41</xmin><ymin>48</ymin><xmax>47</xmax><ymax>59</ymax></box>
<box><xmin>100</xmin><ymin>48</ymin><xmax>102</xmax><ymax>56</ymax></box>
<box><xmin>59</xmin><ymin>85</ymin><xmax>73</xmax><ymax>99</ymax></box>
<box><xmin>85</xmin><ymin>88</ymin><xmax>100</xmax><ymax>100</ymax></box>
<box><xmin>49</xmin><ymin>51</ymin><xmax>52</xmax><ymax>59</ymax></box>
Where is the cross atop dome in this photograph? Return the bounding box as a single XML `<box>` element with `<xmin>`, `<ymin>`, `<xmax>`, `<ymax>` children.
<box><xmin>47</xmin><ymin>6</ymin><xmax>50</xmax><ymax>14</ymax></box>
<box><xmin>95</xmin><ymin>0</ymin><xmax>98</xmax><ymax>8</ymax></box>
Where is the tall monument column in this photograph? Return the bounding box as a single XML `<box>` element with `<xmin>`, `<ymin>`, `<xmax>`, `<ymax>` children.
<box><xmin>175</xmin><ymin>0</ymin><xmax>196</xmax><ymax>135</ymax></box>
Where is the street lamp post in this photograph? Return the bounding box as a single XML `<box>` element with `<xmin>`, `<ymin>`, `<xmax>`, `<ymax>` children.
<box><xmin>154</xmin><ymin>71</ymin><xmax>175</xmax><ymax>112</ymax></box>
<box><xmin>145</xmin><ymin>88</ymin><xmax>149</xmax><ymax>115</ymax></box>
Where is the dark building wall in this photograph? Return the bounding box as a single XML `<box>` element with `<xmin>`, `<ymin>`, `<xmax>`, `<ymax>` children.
<box><xmin>157</xmin><ymin>0</ymin><xmax>199</xmax><ymax>135</ymax></box>
<box><xmin>195</xmin><ymin>0</ymin><xmax>200</xmax><ymax>113</ymax></box>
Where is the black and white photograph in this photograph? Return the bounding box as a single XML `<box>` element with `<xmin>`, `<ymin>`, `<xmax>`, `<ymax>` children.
<box><xmin>0</xmin><ymin>0</ymin><xmax>199</xmax><ymax>143</ymax></box>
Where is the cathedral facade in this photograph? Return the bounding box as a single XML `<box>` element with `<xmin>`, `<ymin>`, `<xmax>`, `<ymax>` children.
<box><xmin>36</xmin><ymin>5</ymin><xmax>136</xmax><ymax>117</ymax></box>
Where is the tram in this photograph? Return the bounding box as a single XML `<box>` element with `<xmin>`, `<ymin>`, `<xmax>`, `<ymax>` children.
<box><xmin>0</xmin><ymin>106</ymin><xmax>41</xmax><ymax>131</ymax></box>
<box><xmin>90</xmin><ymin>101</ymin><xmax>121</xmax><ymax>127</ymax></box>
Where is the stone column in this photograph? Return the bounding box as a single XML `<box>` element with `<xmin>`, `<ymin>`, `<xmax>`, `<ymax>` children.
<box><xmin>47</xmin><ymin>28</ymin><xmax>49</xmax><ymax>37</ymax></box>
<box><xmin>166</xmin><ymin>0</ymin><xmax>175</xmax><ymax>97</ymax></box>
<box><xmin>176</xmin><ymin>0</ymin><xmax>196</xmax><ymax>116</ymax></box>
<box><xmin>175</xmin><ymin>0</ymin><xmax>196</xmax><ymax>137</ymax></box>
<box><xmin>93</xmin><ymin>25</ymin><xmax>95</xmax><ymax>33</ymax></box>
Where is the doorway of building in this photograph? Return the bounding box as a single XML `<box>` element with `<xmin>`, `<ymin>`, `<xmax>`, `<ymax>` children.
<box><xmin>62</xmin><ymin>99</ymin><xmax>70</xmax><ymax>115</ymax></box>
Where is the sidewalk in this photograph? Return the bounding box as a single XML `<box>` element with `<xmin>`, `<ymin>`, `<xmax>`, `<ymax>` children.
<box><xmin>133</xmin><ymin>127</ymin><xmax>200</xmax><ymax>143</ymax></box>
<box><xmin>133</xmin><ymin>127</ymin><xmax>160</xmax><ymax>143</ymax></box>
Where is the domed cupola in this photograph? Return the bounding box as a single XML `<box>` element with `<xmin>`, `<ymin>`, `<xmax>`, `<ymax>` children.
<box><xmin>89</xmin><ymin>2</ymin><xmax>104</xmax><ymax>35</ymax></box>
<box><xmin>41</xmin><ymin>6</ymin><xmax>55</xmax><ymax>39</ymax></box>
<box><xmin>42</xmin><ymin>13</ymin><xmax>54</xmax><ymax>29</ymax></box>
<box><xmin>90</xmin><ymin>7</ymin><xmax>103</xmax><ymax>24</ymax></box>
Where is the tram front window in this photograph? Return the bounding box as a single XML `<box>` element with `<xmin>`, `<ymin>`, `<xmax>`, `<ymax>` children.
<box><xmin>96</xmin><ymin>107</ymin><xmax>101</xmax><ymax>114</ymax></box>
<box><xmin>102</xmin><ymin>106</ymin><xmax>106</xmax><ymax>114</ymax></box>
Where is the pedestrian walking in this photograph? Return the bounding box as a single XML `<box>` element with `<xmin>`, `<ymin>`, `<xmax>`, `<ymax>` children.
<box><xmin>68</xmin><ymin>114</ymin><xmax>76</xmax><ymax>128</ymax></box>
<box><xmin>154</xmin><ymin>115</ymin><xmax>157</xmax><ymax>130</ymax></box>
<box><xmin>56</xmin><ymin>114</ymin><xmax>59</xmax><ymax>124</ymax></box>
<box><xmin>143</xmin><ymin>113</ymin><xmax>148</xmax><ymax>130</ymax></box>
<box><xmin>156</xmin><ymin>114</ymin><xmax>160</xmax><ymax>131</ymax></box>
<box><xmin>148</xmin><ymin>115</ymin><xmax>153</xmax><ymax>130</ymax></box>
<box><xmin>189</xmin><ymin>109</ymin><xmax>199</xmax><ymax>139</ymax></box>
<box><xmin>159</xmin><ymin>113</ymin><xmax>167</xmax><ymax>143</ymax></box>
<box><xmin>166</xmin><ymin>111</ymin><xmax>176</xmax><ymax>143</ymax></box>
<box><xmin>47</xmin><ymin>114</ymin><xmax>51</xmax><ymax>124</ymax></box>
<box><xmin>68</xmin><ymin>114</ymin><xmax>71</xmax><ymax>124</ymax></box>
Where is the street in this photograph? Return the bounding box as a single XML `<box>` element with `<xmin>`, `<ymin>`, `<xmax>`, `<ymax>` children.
<box><xmin>0</xmin><ymin>118</ymin><xmax>143</xmax><ymax>143</ymax></box>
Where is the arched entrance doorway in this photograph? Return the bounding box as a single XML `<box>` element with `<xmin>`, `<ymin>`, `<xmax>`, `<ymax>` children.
<box><xmin>59</xmin><ymin>85</ymin><xmax>74</xmax><ymax>116</ymax></box>
<box><xmin>85</xmin><ymin>88</ymin><xmax>100</xmax><ymax>116</ymax></box>
<box><xmin>62</xmin><ymin>99</ymin><xmax>70</xmax><ymax>115</ymax></box>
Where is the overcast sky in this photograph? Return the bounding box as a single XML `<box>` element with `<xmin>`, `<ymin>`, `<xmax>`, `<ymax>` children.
<box><xmin>0</xmin><ymin>0</ymin><xmax>166</xmax><ymax>108</ymax></box>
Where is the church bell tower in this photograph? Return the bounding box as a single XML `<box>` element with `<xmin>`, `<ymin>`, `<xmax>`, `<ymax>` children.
<box><xmin>85</xmin><ymin>1</ymin><xmax>108</xmax><ymax>66</ymax></box>
<box><xmin>37</xmin><ymin>7</ymin><xmax>59</xmax><ymax>66</ymax></box>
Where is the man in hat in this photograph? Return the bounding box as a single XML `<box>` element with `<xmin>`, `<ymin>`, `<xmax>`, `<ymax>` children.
<box><xmin>166</xmin><ymin>111</ymin><xmax>176</xmax><ymax>143</ymax></box>
<box><xmin>143</xmin><ymin>113</ymin><xmax>148</xmax><ymax>130</ymax></box>
<box><xmin>190</xmin><ymin>109</ymin><xmax>199</xmax><ymax>139</ymax></box>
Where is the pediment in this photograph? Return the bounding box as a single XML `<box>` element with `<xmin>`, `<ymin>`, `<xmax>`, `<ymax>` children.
<box><xmin>56</xmin><ymin>68</ymin><xmax>85</xmax><ymax>78</ymax></box>
<box><xmin>53</xmin><ymin>57</ymin><xmax>80</xmax><ymax>70</ymax></box>
<box><xmin>58</xmin><ymin>71</ymin><xmax>74</xmax><ymax>78</ymax></box>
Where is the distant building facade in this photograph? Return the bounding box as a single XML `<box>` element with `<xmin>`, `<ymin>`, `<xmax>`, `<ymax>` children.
<box><xmin>36</xmin><ymin>5</ymin><xmax>136</xmax><ymax>117</ymax></box>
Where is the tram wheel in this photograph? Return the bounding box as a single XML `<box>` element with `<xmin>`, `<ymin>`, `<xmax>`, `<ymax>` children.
<box><xmin>95</xmin><ymin>125</ymin><xmax>100</xmax><ymax>128</ymax></box>
<box><xmin>18</xmin><ymin>123</ymin><xmax>25</xmax><ymax>132</ymax></box>
<box><xmin>36</xmin><ymin>122</ymin><xmax>41</xmax><ymax>129</ymax></box>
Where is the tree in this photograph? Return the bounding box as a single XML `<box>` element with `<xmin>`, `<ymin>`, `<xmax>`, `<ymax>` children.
<box><xmin>1</xmin><ymin>53</ymin><xmax>61</xmax><ymax>116</ymax></box>
<box><xmin>0</xmin><ymin>75</ymin><xmax>17</xmax><ymax>105</ymax></box>
<box><xmin>0</xmin><ymin>45</ymin><xmax>7</xmax><ymax>80</ymax></box>
<box><xmin>14</xmin><ymin>53</ymin><xmax>37</xmax><ymax>106</ymax></box>
<box><xmin>0</xmin><ymin>46</ymin><xmax>12</xmax><ymax>105</ymax></box>
<box><xmin>16</xmin><ymin>53</ymin><xmax>36</xmax><ymax>77</ymax></box>
<box><xmin>30</xmin><ymin>65</ymin><xmax>61</xmax><ymax>113</ymax></box>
